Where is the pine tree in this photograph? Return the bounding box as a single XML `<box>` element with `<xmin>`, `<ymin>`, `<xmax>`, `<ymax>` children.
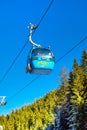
<box><xmin>79</xmin><ymin>50</ymin><xmax>87</xmax><ymax>130</ymax></box>
<box><xmin>58</xmin><ymin>67</ymin><xmax>69</xmax><ymax>105</ymax></box>
<box><xmin>64</xmin><ymin>71</ymin><xmax>78</xmax><ymax>130</ymax></box>
<box><xmin>70</xmin><ymin>59</ymin><xmax>87</xmax><ymax>130</ymax></box>
<box><xmin>54</xmin><ymin>67</ymin><xmax>69</xmax><ymax>130</ymax></box>
<box><xmin>81</xmin><ymin>50</ymin><xmax>87</xmax><ymax>74</ymax></box>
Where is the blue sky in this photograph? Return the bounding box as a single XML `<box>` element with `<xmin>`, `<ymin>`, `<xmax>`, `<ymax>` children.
<box><xmin>0</xmin><ymin>0</ymin><xmax>87</xmax><ymax>115</ymax></box>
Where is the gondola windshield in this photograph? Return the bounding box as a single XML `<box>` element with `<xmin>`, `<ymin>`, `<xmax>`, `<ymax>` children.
<box><xmin>32</xmin><ymin>48</ymin><xmax>54</xmax><ymax>61</ymax></box>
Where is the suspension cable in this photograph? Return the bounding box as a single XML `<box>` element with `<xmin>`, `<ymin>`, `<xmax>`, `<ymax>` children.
<box><xmin>7</xmin><ymin>75</ymin><xmax>40</xmax><ymax>102</ymax></box>
<box><xmin>37</xmin><ymin>0</ymin><xmax>55</xmax><ymax>28</ymax></box>
<box><xmin>0</xmin><ymin>0</ymin><xmax>55</xmax><ymax>84</ymax></box>
<box><xmin>0</xmin><ymin>39</ymin><xmax>28</xmax><ymax>84</ymax></box>
<box><xmin>0</xmin><ymin>0</ymin><xmax>87</xmax><ymax>113</ymax></box>
<box><xmin>55</xmin><ymin>36</ymin><xmax>87</xmax><ymax>63</ymax></box>
<box><xmin>7</xmin><ymin>36</ymin><xmax>87</xmax><ymax>103</ymax></box>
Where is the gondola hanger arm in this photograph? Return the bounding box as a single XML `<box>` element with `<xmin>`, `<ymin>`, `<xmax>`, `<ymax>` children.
<box><xmin>28</xmin><ymin>23</ymin><xmax>41</xmax><ymax>47</ymax></box>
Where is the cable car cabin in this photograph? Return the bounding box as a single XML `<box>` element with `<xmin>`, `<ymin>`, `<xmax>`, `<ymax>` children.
<box><xmin>0</xmin><ymin>96</ymin><xmax>7</xmax><ymax>106</ymax></box>
<box><xmin>26</xmin><ymin>47</ymin><xmax>55</xmax><ymax>75</ymax></box>
<box><xmin>0</xmin><ymin>101</ymin><xmax>7</xmax><ymax>106</ymax></box>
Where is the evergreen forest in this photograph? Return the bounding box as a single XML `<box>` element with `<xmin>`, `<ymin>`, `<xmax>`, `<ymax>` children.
<box><xmin>0</xmin><ymin>50</ymin><xmax>87</xmax><ymax>130</ymax></box>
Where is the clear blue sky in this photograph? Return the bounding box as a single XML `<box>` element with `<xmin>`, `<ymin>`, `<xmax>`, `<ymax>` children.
<box><xmin>0</xmin><ymin>0</ymin><xmax>87</xmax><ymax>115</ymax></box>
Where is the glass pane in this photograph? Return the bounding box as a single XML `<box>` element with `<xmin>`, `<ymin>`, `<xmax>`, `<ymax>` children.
<box><xmin>32</xmin><ymin>48</ymin><xmax>55</xmax><ymax>61</ymax></box>
<box><xmin>32</xmin><ymin>48</ymin><xmax>51</xmax><ymax>56</ymax></box>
